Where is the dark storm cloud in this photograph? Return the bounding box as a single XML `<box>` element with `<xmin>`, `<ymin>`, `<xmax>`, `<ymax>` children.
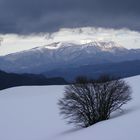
<box><xmin>0</xmin><ymin>0</ymin><xmax>140</xmax><ymax>34</ymax></box>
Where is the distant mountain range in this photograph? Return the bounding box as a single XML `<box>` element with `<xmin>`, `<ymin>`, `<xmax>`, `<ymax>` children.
<box><xmin>0</xmin><ymin>70</ymin><xmax>67</xmax><ymax>90</ymax></box>
<box><xmin>43</xmin><ymin>60</ymin><xmax>140</xmax><ymax>81</ymax></box>
<box><xmin>0</xmin><ymin>41</ymin><xmax>140</xmax><ymax>81</ymax></box>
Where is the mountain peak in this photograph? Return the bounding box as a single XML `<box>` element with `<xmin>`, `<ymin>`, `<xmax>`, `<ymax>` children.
<box><xmin>42</xmin><ymin>41</ymin><xmax>78</xmax><ymax>49</ymax></box>
<box><xmin>33</xmin><ymin>41</ymin><xmax>124</xmax><ymax>51</ymax></box>
<box><xmin>83</xmin><ymin>41</ymin><xmax>122</xmax><ymax>48</ymax></box>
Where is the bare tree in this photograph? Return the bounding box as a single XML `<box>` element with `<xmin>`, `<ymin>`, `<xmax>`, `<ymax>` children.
<box><xmin>58</xmin><ymin>75</ymin><xmax>132</xmax><ymax>128</ymax></box>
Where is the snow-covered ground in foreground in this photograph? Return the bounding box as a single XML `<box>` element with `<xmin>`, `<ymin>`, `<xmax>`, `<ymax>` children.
<box><xmin>0</xmin><ymin>75</ymin><xmax>140</xmax><ymax>140</ymax></box>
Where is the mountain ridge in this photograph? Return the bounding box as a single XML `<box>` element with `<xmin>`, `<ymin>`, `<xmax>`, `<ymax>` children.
<box><xmin>43</xmin><ymin>60</ymin><xmax>140</xmax><ymax>81</ymax></box>
<box><xmin>0</xmin><ymin>41</ymin><xmax>140</xmax><ymax>74</ymax></box>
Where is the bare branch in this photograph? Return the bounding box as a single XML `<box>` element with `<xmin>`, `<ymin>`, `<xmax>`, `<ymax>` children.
<box><xmin>58</xmin><ymin>75</ymin><xmax>132</xmax><ymax>128</ymax></box>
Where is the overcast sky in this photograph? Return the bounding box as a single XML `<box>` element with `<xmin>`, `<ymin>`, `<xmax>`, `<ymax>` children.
<box><xmin>0</xmin><ymin>0</ymin><xmax>140</xmax><ymax>55</ymax></box>
<box><xmin>0</xmin><ymin>0</ymin><xmax>140</xmax><ymax>34</ymax></box>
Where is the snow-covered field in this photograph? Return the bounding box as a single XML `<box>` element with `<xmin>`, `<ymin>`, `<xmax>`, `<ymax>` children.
<box><xmin>0</xmin><ymin>75</ymin><xmax>140</xmax><ymax>140</ymax></box>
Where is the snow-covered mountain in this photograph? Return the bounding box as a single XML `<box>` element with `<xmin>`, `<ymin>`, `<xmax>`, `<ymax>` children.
<box><xmin>0</xmin><ymin>41</ymin><xmax>140</xmax><ymax>73</ymax></box>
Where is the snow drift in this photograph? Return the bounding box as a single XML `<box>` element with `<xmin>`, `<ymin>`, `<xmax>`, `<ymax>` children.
<box><xmin>0</xmin><ymin>75</ymin><xmax>140</xmax><ymax>140</ymax></box>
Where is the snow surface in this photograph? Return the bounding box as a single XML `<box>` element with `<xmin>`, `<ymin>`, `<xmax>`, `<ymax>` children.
<box><xmin>0</xmin><ymin>75</ymin><xmax>140</xmax><ymax>140</ymax></box>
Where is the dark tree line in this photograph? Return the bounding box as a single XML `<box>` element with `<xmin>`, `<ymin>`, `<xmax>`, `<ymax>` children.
<box><xmin>58</xmin><ymin>75</ymin><xmax>132</xmax><ymax>128</ymax></box>
<box><xmin>0</xmin><ymin>70</ymin><xmax>67</xmax><ymax>90</ymax></box>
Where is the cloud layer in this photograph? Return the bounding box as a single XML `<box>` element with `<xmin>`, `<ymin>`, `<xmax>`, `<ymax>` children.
<box><xmin>0</xmin><ymin>0</ymin><xmax>140</xmax><ymax>34</ymax></box>
<box><xmin>0</xmin><ymin>27</ymin><xmax>140</xmax><ymax>56</ymax></box>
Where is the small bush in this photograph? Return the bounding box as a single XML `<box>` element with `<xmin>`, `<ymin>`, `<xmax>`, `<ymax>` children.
<box><xmin>58</xmin><ymin>75</ymin><xmax>132</xmax><ymax>128</ymax></box>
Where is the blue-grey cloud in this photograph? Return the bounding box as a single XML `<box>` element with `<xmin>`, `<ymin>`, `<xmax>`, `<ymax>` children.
<box><xmin>0</xmin><ymin>0</ymin><xmax>139</xmax><ymax>34</ymax></box>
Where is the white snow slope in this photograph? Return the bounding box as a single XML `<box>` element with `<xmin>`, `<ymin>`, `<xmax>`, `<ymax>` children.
<box><xmin>0</xmin><ymin>75</ymin><xmax>140</xmax><ymax>140</ymax></box>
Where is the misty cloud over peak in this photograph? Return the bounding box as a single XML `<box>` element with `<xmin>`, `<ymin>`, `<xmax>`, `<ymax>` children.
<box><xmin>0</xmin><ymin>27</ymin><xmax>140</xmax><ymax>56</ymax></box>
